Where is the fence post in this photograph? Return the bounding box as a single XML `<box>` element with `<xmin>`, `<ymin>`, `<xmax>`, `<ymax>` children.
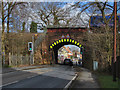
<box><xmin>21</xmin><ymin>54</ymin><xmax>22</xmax><ymax>65</ymax></box>
<box><xmin>26</xmin><ymin>54</ymin><xmax>28</xmax><ymax>65</ymax></box>
<box><xmin>15</xmin><ymin>54</ymin><xmax>17</xmax><ymax>66</ymax></box>
<box><xmin>9</xmin><ymin>53</ymin><xmax>11</xmax><ymax>66</ymax></box>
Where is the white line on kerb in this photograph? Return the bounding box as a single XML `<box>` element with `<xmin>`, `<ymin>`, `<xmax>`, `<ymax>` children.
<box><xmin>64</xmin><ymin>74</ymin><xmax>77</xmax><ymax>90</ymax></box>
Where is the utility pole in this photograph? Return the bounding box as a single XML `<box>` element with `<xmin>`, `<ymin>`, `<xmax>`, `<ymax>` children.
<box><xmin>118</xmin><ymin>3</ymin><xmax>120</xmax><ymax>89</ymax></box>
<box><xmin>113</xmin><ymin>0</ymin><xmax>117</xmax><ymax>82</ymax></box>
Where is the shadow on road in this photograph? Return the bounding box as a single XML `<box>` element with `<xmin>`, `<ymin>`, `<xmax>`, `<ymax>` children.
<box><xmin>2</xmin><ymin>65</ymin><xmax>74</xmax><ymax>89</ymax></box>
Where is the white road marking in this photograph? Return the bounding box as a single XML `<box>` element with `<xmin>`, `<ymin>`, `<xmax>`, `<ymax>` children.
<box><xmin>1</xmin><ymin>69</ymin><xmax>52</xmax><ymax>87</ymax></box>
<box><xmin>0</xmin><ymin>81</ymin><xmax>18</xmax><ymax>87</ymax></box>
<box><xmin>26</xmin><ymin>75</ymin><xmax>38</xmax><ymax>79</ymax></box>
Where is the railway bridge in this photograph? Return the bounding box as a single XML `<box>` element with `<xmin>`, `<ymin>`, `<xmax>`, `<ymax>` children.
<box><xmin>34</xmin><ymin>27</ymin><xmax>93</xmax><ymax>70</ymax></box>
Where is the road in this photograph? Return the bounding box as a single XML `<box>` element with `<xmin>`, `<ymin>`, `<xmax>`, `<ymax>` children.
<box><xmin>2</xmin><ymin>65</ymin><xmax>75</xmax><ymax>89</ymax></box>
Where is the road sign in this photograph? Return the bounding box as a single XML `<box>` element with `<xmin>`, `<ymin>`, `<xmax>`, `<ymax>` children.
<box><xmin>61</xmin><ymin>35</ymin><xmax>65</xmax><ymax>38</ymax></box>
<box><xmin>66</xmin><ymin>34</ymin><xmax>70</xmax><ymax>38</ymax></box>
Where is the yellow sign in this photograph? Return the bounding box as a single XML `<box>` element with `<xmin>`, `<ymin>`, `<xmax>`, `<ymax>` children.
<box><xmin>50</xmin><ymin>39</ymin><xmax>83</xmax><ymax>49</ymax></box>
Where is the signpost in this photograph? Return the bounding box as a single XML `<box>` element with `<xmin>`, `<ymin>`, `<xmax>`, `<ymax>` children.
<box><xmin>28</xmin><ymin>35</ymin><xmax>35</xmax><ymax>65</ymax></box>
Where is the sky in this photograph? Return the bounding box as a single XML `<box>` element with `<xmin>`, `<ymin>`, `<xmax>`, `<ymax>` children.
<box><xmin>3</xmin><ymin>0</ymin><xmax>120</xmax><ymax>2</ymax></box>
<box><xmin>1</xmin><ymin>1</ymin><xmax>120</xmax><ymax>32</ymax></box>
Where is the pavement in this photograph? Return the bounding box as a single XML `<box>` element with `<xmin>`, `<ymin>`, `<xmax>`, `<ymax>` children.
<box><xmin>1</xmin><ymin>64</ymin><xmax>54</xmax><ymax>74</ymax></box>
<box><xmin>1</xmin><ymin>65</ymin><xmax>76</xmax><ymax>89</ymax></box>
<box><xmin>69</xmin><ymin>66</ymin><xmax>100</xmax><ymax>89</ymax></box>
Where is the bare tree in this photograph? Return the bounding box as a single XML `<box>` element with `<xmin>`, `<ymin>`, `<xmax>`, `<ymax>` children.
<box><xmin>72</xmin><ymin>1</ymin><xmax>120</xmax><ymax>68</ymax></box>
<box><xmin>29</xmin><ymin>2</ymin><xmax>77</xmax><ymax>28</ymax></box>
<box><xmin>1</xmin><ymin>1</ymin><xmax>26</xmax><ymax>65</ymax></box>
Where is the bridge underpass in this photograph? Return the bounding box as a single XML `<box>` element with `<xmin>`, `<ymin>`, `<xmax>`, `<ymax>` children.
<box><xmin>34</xmin><ymin>27</ymin><xmax>93</xmax><ymax>70</ymax></box>
<box><xmin>49</xmin><ymin>38</ymin><xmax>83</xmax><ymax>64</ymax></box>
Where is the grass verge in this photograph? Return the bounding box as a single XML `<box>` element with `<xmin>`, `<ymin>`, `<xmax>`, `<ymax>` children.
<box><xmin>3</xmin><ymin>64</ymin><xmax>12</xmax><ymax>68</ymax></box>
<box><xmin>95</xmin><ymin>72</ymin><xmax>119</xmax><ymax>88</ymax></box>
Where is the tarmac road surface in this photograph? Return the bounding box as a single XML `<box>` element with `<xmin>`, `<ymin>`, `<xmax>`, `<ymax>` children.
<box><xmin>2</xmin><ymin>65</ymin><xmax>75</xmax><ymax>88</ymax></box>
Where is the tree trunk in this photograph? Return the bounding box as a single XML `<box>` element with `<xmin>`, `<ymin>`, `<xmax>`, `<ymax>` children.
<box><xmin>2</xmin><ymin>1</ymin><xmax>6</xmax><ymax>65</ymax></box>
<box><xmin>22</xmin><ymin>22</ymin><xmax>25</xmax><ymax>32</ymax></box>
<box><xmin>105</xmin><ymin>24</ymin><xmax>112</xmax><ymax>66</ymax></box>
<box><xmin>7</xmin><ymin>11</ymin><xmax>10</xmax><ymax>33</ymax></box>
<box><xmin>4</xmin><ymin>3</ymin><xmax>11</xmax><ymax>65</ymax></box>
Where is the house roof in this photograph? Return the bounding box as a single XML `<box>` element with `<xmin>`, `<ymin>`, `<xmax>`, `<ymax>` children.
<box><xmin>63</xmin><ymin>46</ymin><xmax>72</xmax><ymax>54</ymax></box>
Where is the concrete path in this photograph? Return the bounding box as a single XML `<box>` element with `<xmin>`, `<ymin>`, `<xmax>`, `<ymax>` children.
<box><xmin>70</xmin><ymin>67</ymin><xmax>99</xmax><ymax>88</ymax></box>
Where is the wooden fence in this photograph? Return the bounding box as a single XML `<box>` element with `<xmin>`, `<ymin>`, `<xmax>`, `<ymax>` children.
<box><xmin>9</xmin><ymin>53</ymin><xmax>30</xmax><ymax>66</ymax></box>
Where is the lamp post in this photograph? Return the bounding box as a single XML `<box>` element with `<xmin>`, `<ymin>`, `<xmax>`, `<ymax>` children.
<box><xmin>30</xmin><ymin>35</ymin><xmax>34</xmax><ymax>65</ymax></box>
<box><xmin>30</xmin><ymin>34</ymin><xmax>37</xmax><ymax>65</ymax></box>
